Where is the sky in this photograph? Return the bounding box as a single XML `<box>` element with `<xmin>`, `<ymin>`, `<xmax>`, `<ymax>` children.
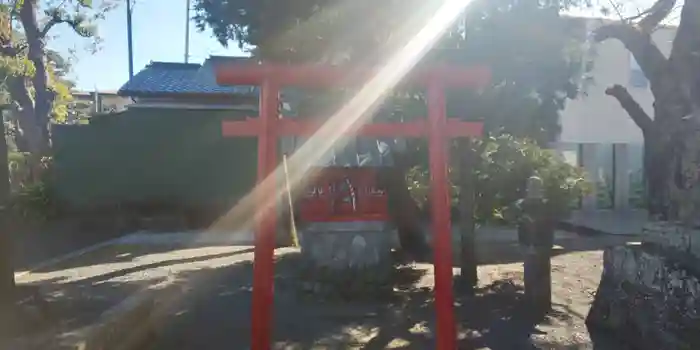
<box><xmin>49</xmin><ymin>0</ymin><xmax>244</xmax><ymax>92</ymax></box>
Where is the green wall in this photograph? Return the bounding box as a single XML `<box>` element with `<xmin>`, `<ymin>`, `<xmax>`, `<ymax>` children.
<box><xmin>52</xmin><ymin>108</ymin><xmax>258</xmax><ymax>208</ymax></box>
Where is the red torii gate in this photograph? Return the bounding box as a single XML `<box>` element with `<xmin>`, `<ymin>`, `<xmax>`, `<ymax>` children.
<box><xmin>216</xmin><ymin>63</ymin><xmax>490</xmax><ymax>350</ymax></box>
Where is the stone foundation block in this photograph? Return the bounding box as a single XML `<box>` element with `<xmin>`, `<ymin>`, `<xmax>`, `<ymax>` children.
<box><xmin>298</xmin><ymin>221</ymin><xmax>398</xmax><ymax>269</ymax></box>
<box><xmin>295</xmin><ymin>221</ymin><xmax>399</xmax><ymax>300</ymax></box>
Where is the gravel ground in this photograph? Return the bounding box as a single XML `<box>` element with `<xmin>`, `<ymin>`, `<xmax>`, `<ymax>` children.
<box><xmin>145</xmin><ymin>234</ymin><xmax>639</xmax><ymax>350</ymax></box>
<box><xmin>8</xmin><ymin>231</ymin><xmax>639</xmax><ymax>349</ymax></box>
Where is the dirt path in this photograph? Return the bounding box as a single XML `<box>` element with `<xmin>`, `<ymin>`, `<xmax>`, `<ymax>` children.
<box><xmin>145</xmin><ymin>234</ymin><xmax>639</xmax><ymax>349</ymax></box>
<box><xmin>9</xmin><ymin>229</ymin><xmax>638</xmax><ymax>349</ymax></box>
<box><xmin>11</xmin><ymin>243</ymin><xmax>260</xmax><ymax>349</ymax></box>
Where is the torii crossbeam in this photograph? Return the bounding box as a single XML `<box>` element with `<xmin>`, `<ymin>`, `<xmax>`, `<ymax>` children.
<box><xmin>217</xmin><ymin>63</ymin><xmax>490</xmax><ymax>350</ymax></box>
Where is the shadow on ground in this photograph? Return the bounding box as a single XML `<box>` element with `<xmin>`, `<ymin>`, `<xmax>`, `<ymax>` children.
<box><xmin>7</xmin><ymin>245</ymin><xmax>259</xmax><ymax>348</ymax></box>
<box><xmin>30</xmin><ymin>243</ymin><xmax>255</xmax><ymax>274</ymax></box>
<box><xmin>8</xmin><ymin>231</ymin><xmax>639</xmax><ymax>349</ymax></box>
<box><xmin>437</xmin><ymin>233</ymin><xmax>643</xmax><ymax>267</ymax></box>
<box><xmin>147</xmin><ymin>250</ymin><xmax>634</xmax><ymax>350</ymax></box>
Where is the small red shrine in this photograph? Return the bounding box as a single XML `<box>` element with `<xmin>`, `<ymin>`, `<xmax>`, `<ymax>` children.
<box><xmin>298</xmin><ymin>167</ymin><xmax>390</xmax><ymax>223</ymax></box>
<box><xmin>217</xmin><ymin>63</ymin><xmax>489</xmax><ymax>350</ymax></box>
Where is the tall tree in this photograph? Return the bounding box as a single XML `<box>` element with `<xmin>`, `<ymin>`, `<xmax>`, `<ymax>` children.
<box><xmin>0</xmin><ymin>0</ymin><xmax>115</xmax><ymax>157</ymax></box>
<box><xmin>193</xmin><ymin>0</ymin><xmax>590</xmax><ymax>257</ymax></box>
<box><xmin>0</xmin><ymin>0</ymin><xmax>111</xmax><ymax>330</ymax></box>
<box><xmin>0</xmin><ymin>46</ymin><xmax>77</xmax><ymax>152</ymax></box>
<box><xmin>193</xmin><ymin>0</ymin><xmax>589</xmax><ymax>140</ymax></box>
<box><xmin>592</xmin><ymin>0</ymin><xmax>700</xmax><ymax>222</ymax></box>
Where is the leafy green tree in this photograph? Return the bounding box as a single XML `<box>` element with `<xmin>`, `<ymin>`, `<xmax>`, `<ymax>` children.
<box><xmin>0</xmin><ymin>0</ymin><xmax>116</xmax><ymax>156</ymax></box>
<box><xmin>194</xmin><ymin>0</ymin><xmax>590</xmax><ymax>141</ymax></box>
<box><xmin>0</xmin><ymin>0</ymin><xmax>113</xmax><ymax>330</ymax></box>
<box><xmin>1</xmin><ymin>47</ymin><xmax>76</xmax><ymax>153</ymax></box>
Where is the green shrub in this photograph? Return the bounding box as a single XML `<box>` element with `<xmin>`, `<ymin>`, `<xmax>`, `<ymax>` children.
<box><xmin>7</xmin><ymin>156</ymin><xmax>57</xmax><ymax>221</ymax></box>
<box><xmin>406</xmin><ymin>135</ymin><xmax>590</xmax><ymax>224</ymax></box>
<box><xmin>8</xmin><ymin>181</ymin><xmax>56</xmax><ymax>221</ymax></box>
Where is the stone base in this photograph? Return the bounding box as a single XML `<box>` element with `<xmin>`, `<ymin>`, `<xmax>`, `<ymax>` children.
<box><xmin>296</xmin><ymin>221</ymin><xmax>399</xmax><ymax>300</ymax></box>
<box><xmin>298</xmin><ymin>221</ymin><xmax>398</xmax><ymax>269</ymax></box>
<box><xmin>587</xmin><ymin>223</ymin><xmax>700</xmax><ymax>350</ymax></box>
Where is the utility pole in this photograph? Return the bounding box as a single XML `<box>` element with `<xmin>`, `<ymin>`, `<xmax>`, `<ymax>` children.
<box><xmin>126</xmin><ymin>0</ymin><xmax>134</xmax><ymax>79</ymax></box>
<box><xmin>184</xmin><ymin>0</ymin><xmax>191</xmax><ymax>63</ymax></box>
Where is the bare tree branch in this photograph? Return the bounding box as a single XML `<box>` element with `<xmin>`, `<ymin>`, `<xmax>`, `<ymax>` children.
<box><xmin>594</xmin><ymin>23</ymin><xmax>667</xmax><ymax>93</ymax></box>
<box><xmin>638</xmin><ymin>0</ymin><xmax>677</xmax><ymax>33</ymax></box>
<box><xmin>39</xmin><ymin>17</ymin><xmax>62</xmax><ymax>38</ymax></box>
<box><xmin>607</xmin><ymin>0</ymin><xmax>625</xmax><ymax>21</ymax></box>
<box><xmin>40</xmin><ymin>0</ymin><xmax>86</xmax><ymax>38</ymax></box>
<box><xmin>40</xmin><ymin>15</ymin><xmax>81</xmax><ymax>38</ymax></box>
<box><xmin>605</xmin><ymin>84</ymin><xmax>654</xmax><ymax>133</ymax></box>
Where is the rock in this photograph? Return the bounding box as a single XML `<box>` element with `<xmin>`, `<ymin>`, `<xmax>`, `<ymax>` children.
<box><xmin>587</xmin><ymin>242</ymin><xmax>700</xmax><ymax>350</ymax></box>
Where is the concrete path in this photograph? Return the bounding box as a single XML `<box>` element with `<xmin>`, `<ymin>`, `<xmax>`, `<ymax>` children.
<box><xmin>13</xmin><ymin>233</ymin><xmax>259</xmax><ymax>349</ymax></box>
<box><xmin>562</xmin><ymin>209</ymin><xmax>648</xmax><ymax>236</ymax></box>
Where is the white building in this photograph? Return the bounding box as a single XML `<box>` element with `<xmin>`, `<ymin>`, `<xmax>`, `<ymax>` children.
<box><xmin>556</xmin><ymin>19</ymin><xmax>676</xmax><ymax>210</ymax></box>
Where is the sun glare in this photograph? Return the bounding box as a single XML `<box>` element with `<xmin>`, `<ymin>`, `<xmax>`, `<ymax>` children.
<box><xmin>209</xmin><ymin>0</ymin><xmax>474</xmax><ymax>235</ymax></box>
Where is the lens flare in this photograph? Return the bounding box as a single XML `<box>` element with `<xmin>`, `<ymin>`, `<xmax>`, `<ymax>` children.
<box><xmin>210</xmin><ymin>0</ymin><xmax>474</xmax><ymax>235</ymax></box>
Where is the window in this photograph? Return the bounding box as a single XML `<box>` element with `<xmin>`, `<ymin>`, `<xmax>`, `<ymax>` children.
<box><xmin>629</xmin><ymin>54</ymin><xmax>648</xmax><ymax>88</ymax></box>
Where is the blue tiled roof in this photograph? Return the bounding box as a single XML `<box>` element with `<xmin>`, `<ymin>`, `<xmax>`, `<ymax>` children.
<box><xmin>118</xmin><ymin>56</ymin><xmax>258</xmax><ymax>96</ymax></box>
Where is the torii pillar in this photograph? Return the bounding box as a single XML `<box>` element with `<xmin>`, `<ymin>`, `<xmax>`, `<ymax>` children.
<box><xmin>217</xmin><ymin>64</ymin><xmax>490</xmax><ymax>350</ymax></box>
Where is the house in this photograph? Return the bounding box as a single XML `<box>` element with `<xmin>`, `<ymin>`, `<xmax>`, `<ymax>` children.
<box><xmin>117</xmin><ymin>57</ymin><xmax>393</xmax><ymax>167</ymax></box>
<box><xmin>69</xmin><ymin>90</ymin><xmax>132</xmax><ymax>122</ymax></box>
<box><xmin>118</xmin><ymin>57</ymin><xmax>258</xmax><ymax>110</ymax></box>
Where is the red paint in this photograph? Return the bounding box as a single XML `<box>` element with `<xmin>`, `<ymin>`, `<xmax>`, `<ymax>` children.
<box><xmin>218</xmin><ymin>63</ymin><xmax>490</xmax><ymax>350</ymax></box>
<box><xmin>428</xmin><ymin>80</ymin><xmax>456</xmax><ymax>350</ymax></box>
<box><xmin>216</xmin><ymin>64</ymin><xmax>491</xmax><ymax>89</ymax></box>
<box><xmin>298</xmin><ymin>167</ymin><xmax>390</xmax><ymax>223</ymax></box>
<box><xmin>222</xmin><ymin>119</ymin><xmax>483</xmax><ymax>138</ymax></box>
<box><xmin>250</xmin><ymin>79</ymin><xmax>278</xmax><ymax>350</ymax></box>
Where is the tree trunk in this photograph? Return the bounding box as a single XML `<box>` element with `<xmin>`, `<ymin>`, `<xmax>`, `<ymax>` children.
<box><xmin>18</xmin><ymin>0</ymin><xmax>52</xmax><ymax>155</ymax></box>
<box><xmin>0</xmin><ymin>117</ymin><xmax>15</xmax><ymax>338</ymax></box>
<box><xmin>8</xmin><ymin>78</ymin><xmax>44</xmax><ymax>157</ymax></box>
<box><xmin>645</xmin><ymin>134</ymin><xmax>672</xmax><ymax>220</ymax></box>
<box><xmin>382</xmin><ymin>148</ymin><xmax>428</xmax><ymax>259</ymax></box>
<box><xmin>457</xmin><ymin>138</ymin><xmax>477</xmax><ymax>295</ymax></box>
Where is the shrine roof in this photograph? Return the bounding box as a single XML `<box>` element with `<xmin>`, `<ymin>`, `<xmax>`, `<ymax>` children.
<box><xmin>118</xmin><ymin>56</ymin><xmax>258</xmax><ymax>97</ymax></box>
